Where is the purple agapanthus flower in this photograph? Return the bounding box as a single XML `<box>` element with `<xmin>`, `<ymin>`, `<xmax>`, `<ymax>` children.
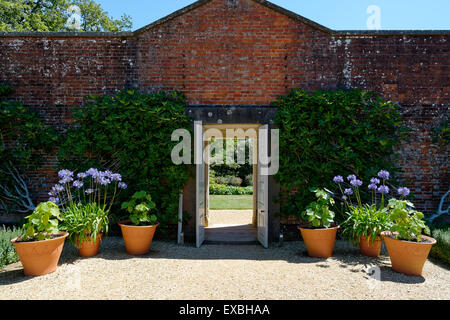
<box><xmin>85</xmin><ymin>189</ymin><xmax>94</xmax><ymax>195</ymax></box>
<box><xmin>58</xmin><ymin>169</ymin><xmax>73</xmax><ymax>179</ymax></box>
<box><xmin>85</xmin><ymin>168</ymin><xmax>99</xmax><ymax>177</ymax></box>
<box><xmin>342</xmin><ymin>195</ymin><xmax>348</xmax><ymax>201</ymax></box>
<box><xmin>77</xmin><ymin>172</ymin><xmax>87</xmax><ymax>179</ymax></box>
<box><xmin>378</xmin><ymin>185</ymin><xmax>389</xmax><ymax>194</ymax></box>
<box><xmin>99</xmin><ymin>176</ymin><xmax>111</xmax><ymax>186</ymax></box>
<box><xmin>52</xmin><ymin>184</ymin><xmax>64</xmax><ymax>193</ymax></box>
<box><xmin>368</xmin><ymin>183</ymin><xmax>378</xmax><ymax>190</ymax></box>
<box><xmin>344</xmin><ymin>188</ymin><xmax>353</xmax><ymax>195</ymax></box>
<box><xmin>110</xmin><ymin>173</ymin><xmax>122</xmax><ymax>182</ymax></box>
<box><xmin>378</xmin><ymin>170</ymin><xmax>390</xmax><ymax>180</ymax></box>
<box><xmin>347</xmin><ymin>174</ymin><xmax>357</xmax><ymax>182</ymax></box>
<box><xmin>398</xmin><ymin>187</ymin><xmax>410</xmax><ymax>197</ymax></box>
<box><xmin>333</xmin><ymin>175</ymin><xmax>344</xmax><ymax>184</ymax></box>
<box><xmin>118</xmin><ymin>182</ymin><xmax>127</xmax><ymax>189</ymax></box>
<box><xmin>350</xmin><ymin>179</ymin><xmax>363</xmax><ymax>187</ymax></box>
<box><xmin>73</xmin><ymin>180</ymin><xmax>84</xmax><ymax>189</ymax></box>
<box><xmin>49</xmin><ymin>197</ymin><xmax>59</xmax><ymax>203</ymax></box>
<box><xmin>59</xmin><ymin>175</ymin><xmax>74</xmax><ymax>184</ymax></box>
<box><xmin>370</xmin><ymin>177</ymin><xmax>380</xmax><ymax>185</ymax></box>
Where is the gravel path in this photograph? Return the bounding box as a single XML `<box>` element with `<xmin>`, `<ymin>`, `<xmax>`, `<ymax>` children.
<box><xmin>1</xmin><ymin>237</ymin><xmax>449</xmax><ymax>300</ymax></box>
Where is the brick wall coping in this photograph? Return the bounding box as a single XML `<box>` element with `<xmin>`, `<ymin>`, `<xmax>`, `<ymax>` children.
<box><xmin>1</xmin><ymin>0</ymin><xmax>449</xmax><ymax>38</ymax></box>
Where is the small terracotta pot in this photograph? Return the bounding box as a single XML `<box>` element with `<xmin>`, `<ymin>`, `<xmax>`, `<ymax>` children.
<box><xmin>359</xmin><ymin>236</ymin><xmax>382</xmax><ymax>257</ymax></box>
<box><xmin>298</xmin><ymin>226</ymin><xmax>339</xmax><ymax>258</ymax></box>
<box><xmin>118</xmin><ymin>220</ymin><xmax>159</xmax><ymax>255</ymax></box>
<box><xmin>381</xmin><ymin>231</ymin><xmax>436</xmax><ymax>276</ymax></box>
<box><xmin>76</xmin><ymin>233</ymin><xmax>102</xmax><ymax>257</ymax></box>
<box><xmin>11</xmin><ymin>232</ymin><xmax>68</xmax><ymax>277</ymax></box>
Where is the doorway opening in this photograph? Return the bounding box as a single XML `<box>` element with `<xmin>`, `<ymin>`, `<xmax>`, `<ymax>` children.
<box><xmin>205</xmin><ymin>136</ymin><xmax>257</xmax><ymax>244</ymax></box>
<box><xmin>196</xmin><ymin>123</ymin><xmax>269</xmax><ymax>248</ymax></box>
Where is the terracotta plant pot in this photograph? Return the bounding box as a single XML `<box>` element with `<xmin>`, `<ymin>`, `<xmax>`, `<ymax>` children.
<box><xmin>359</xmin><ymin>236</ymin><xmax>382</xmax><ymax>257</ymax></box>
<box><xmin>118</xmin><ymin>220</ymin><xmax>159</xmax><ymax>255</ymax></box>
<box><xmin>76</xmin><ymin>233</ymin><xmax>103</xmax><ymax>257</ymax></box>
<box><xmin>11</xmin><ymin>232</ymin><xmax>68</xmax><ymax>277</ymax></box>
<box><xmin>298</xmin><ymin>226</ymin><xmax>339</xmax><ymax>258</ymax></box>
<box><xmin>381</xmin><ymin>231</ymin><xmax>436</xmax><ymax>276</ymax></box>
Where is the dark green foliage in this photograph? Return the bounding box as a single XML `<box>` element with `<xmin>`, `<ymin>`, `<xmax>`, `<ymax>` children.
<box><xmin>273</xmin><ymin>89</ymin><xmax>406</xmax><ymax>220</ymax></box>
<box><xmin>430</xmin><ymin>225</ymin><xmax>450</xmax><ymax>266</ymax></box>
<box><xmin>0</xmin><ymin>225</ymin><xmax>23</xmax><ymax>268</ymax></box>
<box><xmin>0</xmin><ymin>84</ymin><xmax>13</xmax><ymax>97</ymax></box>
<box><xmin>431</xmin><ymin>120</ymin><xmax>450</xmax><ymax>145</ymax></box>
<box><xmin>58</xmin><ymin>90</ymin><xmax>192</xmax><ymax>228</ymax></box>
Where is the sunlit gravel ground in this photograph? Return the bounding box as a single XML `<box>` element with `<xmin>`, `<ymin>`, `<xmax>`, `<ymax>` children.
<box><xmin>1</xmin><ymin>238</ymin><xmax>449</xmax><ymax>300</ymax></box>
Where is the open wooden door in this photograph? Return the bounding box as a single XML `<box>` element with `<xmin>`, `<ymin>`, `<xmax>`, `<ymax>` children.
<box><xmin>257</xmin><ymin>125</ymin><xmax>269</xmax><ymax>248</ymax></box>
<box><xmin>195</xmin><ymin>121</ymin><xmax>205</xmax><ymax>248</ymax></box>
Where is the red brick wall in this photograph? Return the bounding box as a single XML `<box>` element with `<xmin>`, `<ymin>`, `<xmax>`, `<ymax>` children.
<box><xmin>0</xmin><ymin>0</ymin><xmax>448</xmax><ymax>213</ymax></box>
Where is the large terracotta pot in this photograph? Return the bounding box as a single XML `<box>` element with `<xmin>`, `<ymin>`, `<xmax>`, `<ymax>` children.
<box><xmin>11</xmin><ymin>232</ymin><xmax>68</xmax><ymax>277</ymax></box>
<box><xmin>118</xmin><ymin>220</ymin><xmax>159</xmax><ymax>255</ymax></box>
<box><xmin>381</xmin><ymin>231</ymin><xmax>436</xmax><ymax>276</ymax></box>
<box><xmin>359</xmin><ymin>236</ymin><xmax>382</xmax><ymax>257</ymax></box>
<box><xmin>298</xmin><ymin>226</ymin><xmax>339</xmax><ymax>258</ymax></box>
<box><xmin>76</xmin><ymin>233</ymin><xmax>102</xmax><ymax>257</ymax></box>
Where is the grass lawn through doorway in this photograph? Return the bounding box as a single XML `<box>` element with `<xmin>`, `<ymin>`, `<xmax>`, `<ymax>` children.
<box><xmin>209</xmin><ymin>195</ymin><xmax>253</xmax><ymax>210</ymax></box>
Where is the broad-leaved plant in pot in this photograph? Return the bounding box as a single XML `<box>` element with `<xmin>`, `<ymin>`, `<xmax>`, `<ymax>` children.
<box><xmin>50</xmin><ymin>168</ymin><xmax>127</xmax><ymax>257</ymax></box>
<box><xmin>381</xmin><ymin>199</ymin><xmax>435</xmax><ymax>276</ymax></box>
<box><xmin>118</xmin><ymin>191</ymin><xmax>159</xmax><ymax>255</ymax></box>
<box><xmin>11</xmin><ymin>201</ymin><xmax>68</xmax><ymax>276</ymax></box>
<box><xmin>298</xmin><ymin>188</ymin><xmax>339</xmax><ymax>258</ymax></box>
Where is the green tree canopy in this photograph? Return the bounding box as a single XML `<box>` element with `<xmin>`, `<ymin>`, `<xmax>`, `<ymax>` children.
<box><xmin>0</xmin><ymin>0</ymin><xmax>132</xmax><ymax>32</ymax></box>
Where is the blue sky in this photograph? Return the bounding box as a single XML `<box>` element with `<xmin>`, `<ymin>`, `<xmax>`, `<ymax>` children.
<box><xmin>96</xmin><ymin>0</ymin><xmax>450</xmax><ymax>31</ymax></box>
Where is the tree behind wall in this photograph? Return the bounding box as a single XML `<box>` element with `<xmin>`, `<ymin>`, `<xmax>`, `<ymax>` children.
<box><xmin>0</xmin><ymin>0</ymin><xmax>132</xmax><ymax>32</ymax></box>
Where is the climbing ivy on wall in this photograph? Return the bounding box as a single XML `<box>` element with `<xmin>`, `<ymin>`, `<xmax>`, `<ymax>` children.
<box><xmin>273</xmin><ymin>88</ymin><xmax>408</xmax><ymax>221</ymax></box>
<box><xmin>58</xmin><ymin>90</ymin><xmax>193</xmax><ymax>227</ymax></box>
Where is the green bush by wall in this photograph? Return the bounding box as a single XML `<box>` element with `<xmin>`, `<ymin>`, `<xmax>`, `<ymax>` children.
<box><xmin>58</xmin><ymin>90</ymin><xmax>192</xmax><ymax>228</ymax></box>
<box><xmin>273</xmin><ymin>89</ymin><xmax>407</xmax><ymax>221</ymax></box>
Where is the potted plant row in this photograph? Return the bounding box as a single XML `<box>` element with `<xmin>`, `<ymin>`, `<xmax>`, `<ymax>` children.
<box><xmin>305</xmin><ymin>169</ymin><xmax>436</xmax><ymax>276</ymax></box>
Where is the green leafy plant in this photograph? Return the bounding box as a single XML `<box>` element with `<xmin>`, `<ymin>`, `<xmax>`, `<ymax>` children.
<box><xmin>60</xmin><ymin>202</ymin><xmax>108</xmax><ymax>247</ymax></box>
<box><xmin>121</xmin><ymin>191</ymin><xmax>157</xmax><ymax>226</ymax></box>
<box><xmin>430</xmin><ymin>225</ymin><xmax>450</xmax><ymax>266</ymax></box>
<box><xmin>273</xmin><ymin>89</ymin><xmax>407</xmax><ymax>221</ymax></box>
<box><xmin>431</xmin><ymin>120</ymin><xmax>450</xmax><ymax>145</ymax></box>
<box><xmin>387</xmin><ymin>199</ymin><xmax>430</xmax><ymax>242</ymax></box>
<box><xmin>22</xmin><ymin>202</ymin><xmax>62</xmax><ymax>241</ymax></box>
<box><xmin>0</xmin><ymin>225</ymin><xmax>23</xmax><ymax>268</ymax></box>
<box><xmin>341</xmin><ymin>204</ymin><xmax>391</xmax><ymax>246</ymax></box>
<box><xmin>302</xmin><ymin>188</ymin><xmax>335</xmax><ymax>228</ymax></box>
<box><xmin>58</xmin><ymin>90</ymin><xmax>192</xmax><ymax>229</ymax></box>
